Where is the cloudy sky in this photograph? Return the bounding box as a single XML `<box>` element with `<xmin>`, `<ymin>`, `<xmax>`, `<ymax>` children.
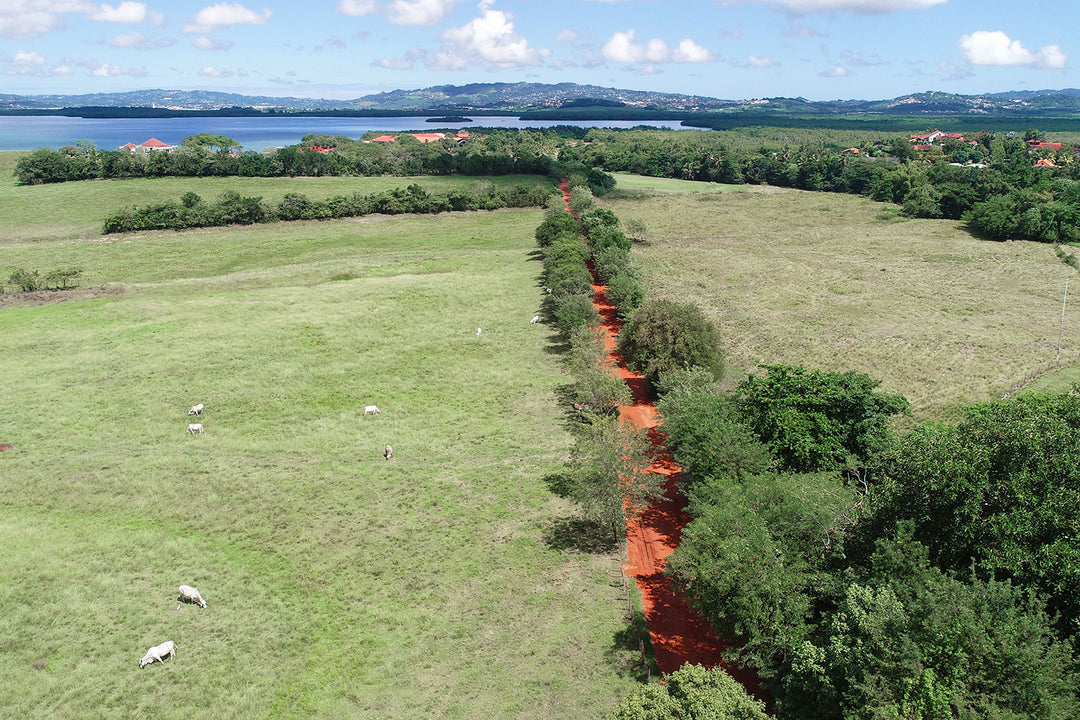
<box><xmin>0</xmin><ymin>0</ymin><xmax>1074</xmax><ymax>101</ymax></box>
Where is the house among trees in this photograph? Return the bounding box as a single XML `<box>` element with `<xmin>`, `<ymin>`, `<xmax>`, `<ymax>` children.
<box><xmin>118</xmin><ymin>137</ymin><xmax>176</xmax><ymax>152</ymax></box>
<box><xmin>364</xmin><ymin>131</ymin><xmax>473</xmax><ymax>145</ymax></box>
<box><xmin>1028</xmin><ymin>140</ymin><xmax>1063</xmax><ymax>152</ymax></box>
<box><xmin>910</xmin><ymin>131</ymin><xmax>966</xmax><ymax>145</ymax></box>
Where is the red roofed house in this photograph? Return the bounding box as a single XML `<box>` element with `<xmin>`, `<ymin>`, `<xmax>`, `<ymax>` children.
<box><xmin>408</xmin><ymin>133</ymin><xmax>446</xmax><ymax>143</ymax></box>
<box><xmin>367</xmin><ymin>135</ymin><xmax>398</xmax><ymax>143</ymax></box>
<box><xmin>120</xmin><ymin>137</ymin><xmax>176</xmax><ymax>152</ymax></box>
<box><xmin>1029</xmin><ymin>141</ymin><xmax>1063</xmax><ymax>152</ymax></box>
<box><xmin>1035</xmin><ymin>158</ymin><xmax>1058</xmax><ymax>168</ymax></box>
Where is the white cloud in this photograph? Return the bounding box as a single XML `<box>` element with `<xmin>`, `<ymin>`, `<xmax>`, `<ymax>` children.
<box><xmin>193</xmin><ymin>35</ymin><xmax>233</xmax><ymax>50</ymax></box>
<box><xmin>672</xmin><ymin>38</ymin><xmax>713</xmax><ymax>63</ymax></box>
<box><xmin>374</xmin><ymin>55</ymin><xmax>417</xmax><ymax>70</ymax></box>
<box><xmin>602</xmin><ymin>30</ymin><xmax>714</xmax><ymax>64</ymax></box>
<box><xmin>4</xmin><ymin>49</ymin><xmax>79</xmax><ymax>76</ymax></box>
<box><xmin>89</xmin><ymin>2</ymin><xmax>146</xmax><ymax>22</ymax></box>
<box><xmin>110</xmin><ymin>30</ymin><xmax>173</xmax><ymax>49</ymax></box>
<box><xmin>184</xmin><ymin>3</ymin><xmax>271</xmax><ymax>33</ymax></box>
<box><xmin>0</xmin><ymin>1</ymin><xmax>92</xmax><ymax>38</ymax></box>
<box><xmin>747</xmin><ymin>55</ymin><xmax>776</xmax><ymax>68</ymax></box>
<box><xmin>199</xmin><ymin>64</ymin><xmax>232</xmax><ymax>77</ymax></box>
<box><xmin>820</xmin><ymin>65</ymin><xmax>848</xmax><ymax>77</ymax></box>
<box><xmin>0</xmin><ymin>1</ymin><xmax>158</xmax><ymax>38</ymax></box>
<box><xmin>433</xmin><ymin>1</ymin><xmax>548</xmax><ymax>69</ymax></box>
<box><xmin>556</xmin><ymin>28</ymin><xmax>578</xmax><ymax>43</ymax></box>
<box><xmin>757</xmin><ymin>0</ymin><xmax>945</xmax><ymax>12</ymax></box>
<box><xmin>959</xmin><ymin>30</ymin><xmax>1066</xmax><ymax>69</ymax></box>
<box><xmin>338</xmin><ymin>0</ymin><xmax>376</xmax><ymax>16</ymax></box>
<box><xmin>91</xmin><ymin>62</ymin><xmax>125</xmax><ymax>76</ymax></box>
<box><xmin>386</xmin><ymin>0</ymin><xmax>459</xmax><ymax>25</ymax></box>
<box><xmin>6</xmin><ymin>49</ymin><xmax>46</xmax><ymax>75</ymax></box>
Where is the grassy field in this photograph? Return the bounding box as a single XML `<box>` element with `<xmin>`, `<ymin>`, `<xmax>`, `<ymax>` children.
<box><xmin>604</xmin><ymin>173</ymin><xmax>1080</xmax><ymax>423</ymax></box>
<box><xmin>0</xmin><ymin>151</ymin><xmax>549</xmax><ymax>243</ymax></box>
<box><xmin>0</xmin><ymin>166</ymin><xmax>643</xmax><ymax>719</ymax></box>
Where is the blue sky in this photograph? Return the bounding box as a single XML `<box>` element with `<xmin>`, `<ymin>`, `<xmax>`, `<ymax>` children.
<box><xmin>0</xmin><ymin>0</ymin><xmax>1075</xmax><ymax>101</ymax></box>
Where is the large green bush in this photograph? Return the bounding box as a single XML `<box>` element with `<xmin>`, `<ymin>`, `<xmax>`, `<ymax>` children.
<box><xmin>615</xmin><ymin>298</ymin><xmax>724</xmax><ymax>391</ymax></box>
<box><xmin>733</xmin><ymin>365</ymin><xmax>909</xmax><ymax>474</ymax></box>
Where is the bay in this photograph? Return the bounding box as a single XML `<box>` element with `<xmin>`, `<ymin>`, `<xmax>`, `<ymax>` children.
<box><xmin>0</xmin><ymin>115</ymin><xmax>689</xmax><ymax>152</ymax></box>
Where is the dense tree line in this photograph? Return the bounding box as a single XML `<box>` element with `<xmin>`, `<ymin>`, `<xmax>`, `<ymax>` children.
<box><xmin>18</xmin><ymin>125</ymin><xmax>1080</xmax><ymax>243</ymax></box>
<box><xmin>570</xmin><ymin>127</ymin><xmax>1080</xmax><ymax>244</ymax></box>
<box><xmin>13</xmin><ymin>128</ymin><xmax>616</xmax><ymax>196</ymax></box>
<box><xmin>102</xmin><ymin>182</ymin><xmax>554</xmax><ymax>234</ymax></box>
<box><xmin>653</xmin><ymin>363</ymin><xmax>1079</xmax><ymax>720</ymax></box>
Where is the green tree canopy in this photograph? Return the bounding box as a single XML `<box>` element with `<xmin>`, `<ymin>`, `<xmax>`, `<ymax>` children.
<box><xmin>733</xmin><ymin>365</ymin><xmax>909</xmax><ymax>473</ymax></box>
<box><xmin>182</xmin><ymin>133</ymin><xmax>241</xmax><ymax>152</ymax></box>
<box><xmin>607</xmin><ymin>664</ymin><xmax>770</xmax><ymax>720</ymax></box>
<box><xmin>864</xmin><ymin>392</ymin><xmax>1080</xmax><ymax>636</ymax></box>
<box><xmin>616</xmin><ymin>299</ymin><xmax>725</xmax><ymax>391</ymax></box>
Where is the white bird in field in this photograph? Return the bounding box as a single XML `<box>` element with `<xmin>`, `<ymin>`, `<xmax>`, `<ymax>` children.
<box><xmin>476</xmin><ymin>327</ymin><xmax>482</xmax><ymax>336</ymax></box>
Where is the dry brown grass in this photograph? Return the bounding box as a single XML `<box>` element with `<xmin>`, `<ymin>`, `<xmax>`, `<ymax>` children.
<box><xmin>603</xmin><ymin>181</ymin><xmax>1080</xmax><ymax>422</ymax></box>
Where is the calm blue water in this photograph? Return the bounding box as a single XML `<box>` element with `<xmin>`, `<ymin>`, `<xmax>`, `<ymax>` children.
<box><xmin>0</xmin><ymin>115</ymin><xmax>689</xmax><ymax>152</ymax></box>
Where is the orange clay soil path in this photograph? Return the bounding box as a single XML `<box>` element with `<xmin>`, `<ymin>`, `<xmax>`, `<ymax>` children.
<box><xmin>560</xmin><ymin>179</ymin><xmax>765</xmax><ymax>697</ymax></box>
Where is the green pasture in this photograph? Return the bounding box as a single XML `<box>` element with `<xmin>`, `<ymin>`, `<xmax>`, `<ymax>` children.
<box><xmin>602</xmin><ymin>182</ymin><xmax>1080</xmax><ymax>422</ymax></box>
<box><xmin>0</xmin><ymin>151</ymin><xmax>549</xmax><ymax>243</ymax></box>
<box><xmin>0</xmin><ymin>178</ymin><xmax>642</xmax><ymax>718</ymax></box>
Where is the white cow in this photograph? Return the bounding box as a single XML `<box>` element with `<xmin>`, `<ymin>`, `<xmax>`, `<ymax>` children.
<box><xmin>139</xmin><ymin>640</ymin><xmax>176</xmax><ymax>668</ymax></box>
<box><xmin>530</xmin><ymin>315</ymin><xmax>540</xmax><ymax>324</ymax></box>
<box><xmin>384</xmin><ymin>444</ymin><xmax>393</xmax><ymax>461</ymax></box>
<box><xmin>476</xmin><ymin>327</ymin><xmax>482</xmax><ymax>336</ymax></box>
<box><xmin>178</xmin><ymin>584</ymin><xmax>207</xmax><ymax>608</ymax></box>
<box><xmin>186</xmin><ymin>423</ymin><xmax>204</xmax><ymax>434</ymax></box>
<box><xmin>188</xmin><ymin>403</ymin><xmax>204</xmax><ymax>416</ymax></box>
<box><xmin>364</xmin><ymin>405</ymin><xmax>380</xmax><ymax>415</ymax></box>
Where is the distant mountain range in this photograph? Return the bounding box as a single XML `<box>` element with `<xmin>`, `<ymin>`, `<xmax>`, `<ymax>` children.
<box><xmin>4</xmin><ymin>83</ymin><xmax>1080</xmax><ymax>117</ymax></box>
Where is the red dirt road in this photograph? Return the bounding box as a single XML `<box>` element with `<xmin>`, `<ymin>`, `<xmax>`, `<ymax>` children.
<box><xmin>591</xmin><ymin>280</ymin><xmax>727</xmax><ymax>674</ymax></box>
<box><xmin>558</xmin><ymin>179</ymin><xmax>726</xmax><ymax>672</ymax></box>
<box><xmin>561</xmin><ymin>180</ymin><xmax>765</xmax><ymax>699</ymax></box>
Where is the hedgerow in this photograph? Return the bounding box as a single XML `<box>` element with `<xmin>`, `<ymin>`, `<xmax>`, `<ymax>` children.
<box><xmin>102</xmin><ymin>182</ymin><xmax>555</xmax><ymax>234</ymax></box>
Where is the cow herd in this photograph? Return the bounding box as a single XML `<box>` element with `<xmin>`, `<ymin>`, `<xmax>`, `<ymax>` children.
<box><xmin>138</xmin><ymin>584</ymin><xmax>207</xmax><ymax>669</ymax></box>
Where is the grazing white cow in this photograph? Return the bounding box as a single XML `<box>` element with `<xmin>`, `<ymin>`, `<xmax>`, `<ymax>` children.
<box><xmin>139</xmin><ymin>640</ymin><xmax>176</xmax><ymax>668</ymax></box>
<box><xmin>186</xmin><ymin>423</ymin><xmax>204</xmax><ymax>434</ymax></box>
<box><xmin>178</xmin><ymin>585</ymin><xmax>207</xmax><ymax>608</ymax></box>
<box><xmin>364</xmin><ymin>405</ymin><xmax>380</xmax><ymax>416</ymax></box>
<box><xmin>188</xmin><ymin>403</ymin><xmax>204</xmax><ymax>416</ymax></box>
<box><xmin>476</xmin><ymin>327</ymin><xmax>482</xmax><ymax>336</ymax></box>
<box><xmin>530</xmin><ymin>315</ymin><xmax>540</xmax><ymax>324</ymax></box>
<box><xmin>384</xmin><ymin>444</ymin><xmax>393</xmax><ymax>461</ymax></box>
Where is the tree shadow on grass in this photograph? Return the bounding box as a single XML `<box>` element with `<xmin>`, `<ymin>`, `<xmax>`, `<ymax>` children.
<box><xmin>609</xmin><ymin>608</ymin><xmax>658</xmax><ymax>683</ymax></box>
<box><xmin>541</xmin><ymin>516</ymin><xmax>617</xmax><ymax>554</ymax></box>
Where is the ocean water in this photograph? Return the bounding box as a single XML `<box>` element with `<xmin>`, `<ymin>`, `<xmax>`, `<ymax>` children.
<box><xmin>0</xmin><ymin>115</ymin><xmax>689</xmax><ymax>152</ymax></box>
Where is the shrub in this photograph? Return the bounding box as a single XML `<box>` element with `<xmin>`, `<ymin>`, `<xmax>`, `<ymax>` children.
<box><xmin>8</xmin><ymin>268</ymin><xmax>42</xmax><ymax>292</ymax></box>
<box><xmin>592</xmin><ymin>245</ymin><xmax>632</xmax><ymax>285</ymax></box>
<box><xmin>554</xmin><ymin>295</ymin><xmax>601</xmax><ymax>338</ymax></box>
<box><xmin>44</xmin><ymin>267</ymin><xmax>83</xmax><ymax>291</ymax></box>
<box><xmin>657</xmin><ymin>374</ymin><xmax>772</xmax><ymax>485</ymax></box>
<box><xmin>607</xmin><ymin>664</ymin><xmax>769</xmax><ymax>720</ymax></box>
<box><xmin>616</xmin><ymin>298</ymin><xmax>725</xmax><ymax>391</ymax></box>
<box><xmin>567</xmin><ymin>325</ymin><xmax>632</xmax><ymax>414</ymax></box>
<box><xmin>605</xmin><ymin>271</ymin><xmax>646</xmax><ymax>319</ymax></box>
<box><xmin>535</xmin><ymin>210</ymin><xmax>580</xmax><ymax>247</ymax></box>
